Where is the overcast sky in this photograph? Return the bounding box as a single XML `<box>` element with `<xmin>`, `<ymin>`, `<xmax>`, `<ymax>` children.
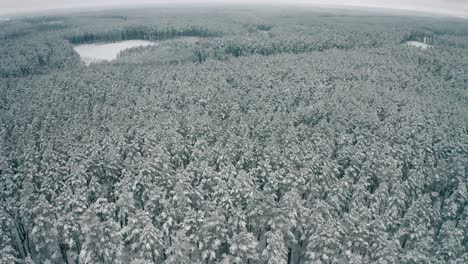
<box><xmin>1</xmin><ymin>0</ymin><xmax>468</xmax><ymax>17</ymax></box>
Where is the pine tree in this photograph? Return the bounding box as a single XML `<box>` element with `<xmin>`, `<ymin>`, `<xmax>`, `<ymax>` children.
<box><xmin>164</xmin><ymin>228</ymin><xmax>193</xmax><ymax>264</ymax></box>
<box><xmin>0</xmin><ymin>227</ymin><xmax>19</xmax><ymax>264</ymax></box>
<box><xmin>262</xmin><ymin>230</ymin><xmax>287</xmax><ymax>264</ymax></box>
<box><xmin>79</xmin><ymin>198</ymin><xmax>123</xmax><ymax>264</ymax></box>
<box><xmin>55</xmin><ymin>184</ymin><xmax>87</xmax><ymax>263</ymax></box>
<box><xmin>123</xmin><ymin>210</ymin><xmax>164</xmax><ymax>263</ymax></box>
<box><xmin>224</xmin><ymin>232</ymin><xmax>259</xmax><ymax>263</ymax></box>
<box><xmin>31</xmin><ymin>194</ymin><xmax>60</xmax><ymax>262</ymax></box>
<box><xmin>198</xmin><ymin>208</ymin><xmax>227</xmax><ymax>262</ymax></box>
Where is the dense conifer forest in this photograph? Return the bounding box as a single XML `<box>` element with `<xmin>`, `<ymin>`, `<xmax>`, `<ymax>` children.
<box><xmin>0</xmin><ymin>6</ymin><xmax>467</xmax><ymax>264</ymax></box>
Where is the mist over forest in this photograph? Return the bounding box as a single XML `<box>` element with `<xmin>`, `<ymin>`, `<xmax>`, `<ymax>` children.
<box><xmin>0</xmin><ymin>5</ymin><xmax>467</xmax><ymax>264</ymax></box>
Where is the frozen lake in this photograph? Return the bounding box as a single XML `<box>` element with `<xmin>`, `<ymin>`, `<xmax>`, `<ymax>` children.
<box><xmin>74</xmin><ymin>40</ymin><xmax>156</xmax><ymax>65</ymax></box>
<box><xmin>404</xmin><ymin>41</ymin><xmax>432</xmax><ymax>49</ymax></box>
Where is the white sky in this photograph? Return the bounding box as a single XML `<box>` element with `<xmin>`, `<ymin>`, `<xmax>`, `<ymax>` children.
<box><xmin>1</xmin><ymin>0</ymin><xmax>467</xmax><ymax>17</ymax></box>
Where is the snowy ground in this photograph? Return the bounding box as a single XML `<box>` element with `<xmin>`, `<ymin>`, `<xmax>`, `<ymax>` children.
<box><xmin>74</xmin><ymin>40</ymin><xmax>156</xmax><ymax>65</ymax></box>
<box><xmin>404</xmin><ymin>41</ymin><xmax>433</xmax><ymax>49</ymax></box>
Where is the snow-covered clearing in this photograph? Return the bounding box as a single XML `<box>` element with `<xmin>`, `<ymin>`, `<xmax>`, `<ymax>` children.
<box><xmin>74</xmin><ymin>40</ymin><xmax>156</xmax><ymax>65</ymax></box>
<box><xmin>404</xmin><ymin>41</ymin><xmax>432</xmax><ymax>49</ymax></box>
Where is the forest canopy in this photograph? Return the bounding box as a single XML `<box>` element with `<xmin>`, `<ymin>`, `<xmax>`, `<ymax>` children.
<box><xmin>0</xmin><ymin>6</ymin><xmax>467</xmax><ymax>264</ymax></box>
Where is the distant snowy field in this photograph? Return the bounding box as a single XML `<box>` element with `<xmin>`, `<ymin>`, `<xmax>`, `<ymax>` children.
<box><xmin>405</xmin><ymin>41</ymin><xmax>432</xmax><ymax>49</ymax></box>
<box><xmin>74</xmin><ymin>40</ymin><xmax>156</xmax><ymax>65</ymax></box>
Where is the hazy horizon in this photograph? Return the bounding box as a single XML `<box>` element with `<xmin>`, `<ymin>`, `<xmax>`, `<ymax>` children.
<box><xmin>1</xmin><ymin>0</ymin><xmax>468</xmax><ymax>18</ymax></box>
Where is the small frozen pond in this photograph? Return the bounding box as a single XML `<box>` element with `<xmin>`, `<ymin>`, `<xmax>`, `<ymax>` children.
<box><xmin>404</xmin><ymin>41</ymin><xmax>432</xmax><ymax>49</ymax></box>
<box><xmin>74</xmin><ymin>40</ymin><xmax>156</xmax><ymax>65</ymax></box>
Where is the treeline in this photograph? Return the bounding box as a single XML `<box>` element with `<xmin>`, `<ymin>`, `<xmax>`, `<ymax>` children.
<box><xmin>0</xmin><ymin>17</ymin><xmax>68</xmax><ymax>40</ymax></box>
<box><xmin>192</xmin><ymin>35</ymin><xmax>353</xmax><ymax>62</ymax></box>
<box><xmin>192</xmin><ymin>30</ymin><xmax>385</xmax><ymax>62</ymax></box>
<box><xmin>401</xmin><ymin>31</ymin><xmax>435</xmax><ymax>44</ymax></box>
<box><xmin>67</xmin><ymin>25</ymin><xmax>220</xmax><ymax>44</ymax></box>
<box><xmin>246</xmin><ymin>24</ymin><xmax>274</xmax><ymax>32</ymax></box>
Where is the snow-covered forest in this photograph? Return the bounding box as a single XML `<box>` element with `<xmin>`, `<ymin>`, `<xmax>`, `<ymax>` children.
<box><xmin>0</xmin><ymin>6</ymin><xmax>467</xmax><ymax>264</ymax></box>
